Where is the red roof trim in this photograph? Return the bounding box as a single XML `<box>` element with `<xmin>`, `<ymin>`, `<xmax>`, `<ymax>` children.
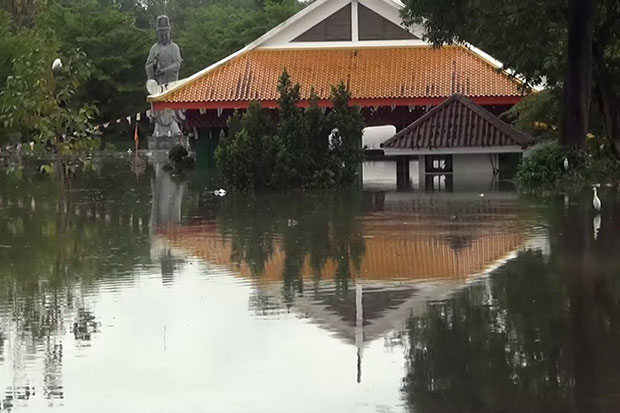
<box><xmin>152</xmin><ymin>96</ymin><xmax>522</xmax><ymax>111</ymax></box>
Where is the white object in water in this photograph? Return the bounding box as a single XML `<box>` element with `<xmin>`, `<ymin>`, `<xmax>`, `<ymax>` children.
<box><xmin>213</xmin><ymin>189</ymin><xmax>227</xmax><ymax>197</ymax></box>
<box><xmin>52</xmin><ymin>58</ymin><xmax>62</xmax><ymax>72</ymax></box>
<box><xmin>593</xmin><ymin>187</ymin><xmax>602</xmax><ymax>211</ymax></box>
<box><xmin>127</xmin><ymin>148</ymin><xmax>133</xmax><ymax>154</ymax></box>
<box><xmin>563</xmin><ymin>157</ymin><xmax>569</xmax><ymax>170</ymax></box>
<box><xmin>479</xmin><ymin>193</ymin><xmax>485</xmax><ymax>197</ymax></box>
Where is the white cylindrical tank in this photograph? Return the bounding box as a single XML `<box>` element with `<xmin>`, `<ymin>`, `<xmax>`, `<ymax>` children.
<box><xmin>362</xmin><ymin>125</ymin><xmax>396</xmax><ymax>150</ymax></box>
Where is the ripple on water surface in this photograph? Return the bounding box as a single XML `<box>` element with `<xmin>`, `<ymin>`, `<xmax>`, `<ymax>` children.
<box><xmin>1</xmin><ymin>159</ymin><xmax>620</xmax><ymax>412</ymax></box>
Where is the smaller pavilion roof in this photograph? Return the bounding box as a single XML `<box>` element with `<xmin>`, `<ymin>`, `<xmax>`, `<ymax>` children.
<box><xmin>382</xmin><ymin>94</ymin><xmax>533</xmax><ymax>149</ymax></box>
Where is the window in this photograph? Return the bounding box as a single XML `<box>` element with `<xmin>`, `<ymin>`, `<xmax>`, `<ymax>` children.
<box><xmin>425</xmin><ymin>174</ymin><xmax>453</xmax><ymax>192</ymax></box>
<box><xmin>498</xmin><ymin>153</ymin><xmax>522</xmax><ymax>180</ymax></box>
<box><xmin>358</xmin><ymin>4</ymin><xmax>418</xmax><ymax>41</ymax></box>
<box><xmin>425</xmin><ymin>155</ymin><xmax>453</xmax><ymax>173</ymax></box>
<box><xmin>292</xmin><ymin>4</ymin><xmax>352</xmax><ymax>42</ymax></box>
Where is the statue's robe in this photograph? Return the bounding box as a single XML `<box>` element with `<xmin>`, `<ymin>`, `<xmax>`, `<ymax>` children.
<box><xmin>145</xmin><ymin>41</ymin><xmax>182</xmax><ymax>85</ymax></box>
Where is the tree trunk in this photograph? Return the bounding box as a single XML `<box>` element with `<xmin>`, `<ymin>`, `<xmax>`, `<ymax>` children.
<box><xmin>560</xmin><ymin>0</ymin><xmax>595</xmax><ymax>149</ymax></box>
<box><xmin>592</xmin><ymin>48</ymin><xmax>620</xmax><ymax>157</ymax></box>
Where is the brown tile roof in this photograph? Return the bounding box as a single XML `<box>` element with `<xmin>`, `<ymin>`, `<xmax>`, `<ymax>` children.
<box><xmin>152</xmin><ymin>46</ymin><xmax>525</xmax><ymax>106</ymax></box>
<box><xmin>382</xmin><ymin>94</ymin><xmax>533</xmax><ymax>149</ymax></box>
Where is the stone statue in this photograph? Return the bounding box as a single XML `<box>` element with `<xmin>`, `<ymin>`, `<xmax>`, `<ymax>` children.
<box><xmin>145</xmin><ymin>15</ymin><xmax>185</xmax><ymax>144</ymax></box>
<box><xmin>146</xmin><ymin>15</ymin><xmax>182</xmax><ymax>85</ymax></box>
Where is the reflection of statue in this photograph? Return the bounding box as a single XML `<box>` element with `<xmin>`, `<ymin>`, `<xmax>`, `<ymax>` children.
<box><xmin>149</xmin><ymin>162</ymin><xmax>186</xmax><ymax>228</ymax></box>
<box><xmin>145</xmin><ymin>15</ymin><xmax>186</xmax><ymax>145</ymax></box>
<box><xmin>148</xmin><ymin>160</ymin><xmax>187</xmax><ymax>285</ymax></box>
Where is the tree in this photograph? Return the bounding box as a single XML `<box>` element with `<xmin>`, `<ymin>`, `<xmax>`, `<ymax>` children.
<box><xmin>400</xmin><ymin>0</ymin><xmax>620</xmax><ymax>152</ymax></box>
<box><xmin>215</xmin><ymin>72</ymin><xmax>365</xmax><ymax>191</ymax></box>
<box><xmin>215</xmin><ymin>101</ymin><xmax>279</xmax><ymax>191</ymax></box>
<box><xmin>39</xmin><ymin>0</ymin><xmax>151</xmax><ymax>123</ymax></box>
<box><xmin>177</xmin><ymin>0</ymin><xmax>302</xmax><ymax>76</ymax></box>
<box><xmin>325</xmin><ymin>83</ymin><xmax>365</xmax><ymax>185</ymax></box>
<box><xmin>0</xmin><ymin>41</ymin><xmax>98</xmax><ymax>151</ymax></box>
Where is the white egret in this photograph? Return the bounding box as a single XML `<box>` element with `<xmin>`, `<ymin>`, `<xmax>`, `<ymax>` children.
<box><xmin>593</xmin><ymin>187</ymin><xmax>602</xmax><ymax>211</ymax></box>
<box><xmin>563</xmin><ymin>157</ymin><xmax>569</xmax><ymax>171</ymax></box>
<box><xmin>52</xmin><ymin>58</ymin><xmax>62</xmax><ymax>72</ymax></box>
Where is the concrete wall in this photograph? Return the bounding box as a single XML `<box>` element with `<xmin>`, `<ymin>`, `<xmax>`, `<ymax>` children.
<box><xmin>417</xmin><ymin>153</ymin><xmax>498</xmax><ymax>192</ymax></box>
<box><xmin>362</xmin><ymin>160</ymin><xmax>419</xmax><ymax>189</ymax></box>
<box><xmin>452</xmin><ymin>153</ymin><xmax>496</xmax><ymax>191</ymax></box>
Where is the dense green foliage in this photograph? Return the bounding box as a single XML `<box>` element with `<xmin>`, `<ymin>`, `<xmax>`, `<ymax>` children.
<box><xmin>515</xmin><ymin>140</ymin><xmax>620</xmax><ymax>192</ymax></box>
<box><xmin>401</xmin><ymin>0</ymin><xmax>620</xmax><ymax>152</ymax></box>
<box><xmin>215</xmin><ymin>71</ymin><xmax>365</xmax><ymax>191</ymax></box>
<box><xmin>178</xmin><ymin>0</ymin><xmax>302</xmax><ymax>76</ymax></box>
<box><xmin>515</xmin><ymin>142</ymin><xmax>588</xmax><ymax>191</ymax></box>
<box><xmin>0</xmin><ymin>0</ymin><xmax>302</xmax><ymax>145</ymax></box>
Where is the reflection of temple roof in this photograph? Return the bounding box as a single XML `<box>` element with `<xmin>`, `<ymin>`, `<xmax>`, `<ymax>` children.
<box><xmin>162</xmin><ymin>216</ymin><xmax>525</xmax><ymax>283</ymax></box>
<box><xmin>160</xmin><ymin>200</ymin><xmax>533</xmax><ymax>346</ymax></box>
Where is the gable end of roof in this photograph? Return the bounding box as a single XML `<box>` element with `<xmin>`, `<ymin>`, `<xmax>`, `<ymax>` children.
<box><xmin>382</xmin><ymin>94</ymin><xmax>533</xmax><ymax>149</ymax></box>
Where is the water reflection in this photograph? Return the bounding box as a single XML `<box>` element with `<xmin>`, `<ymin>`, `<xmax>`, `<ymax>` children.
<box><xmin>0</xmin><ymin>159</ymin><xmax>152</xmax><ymax>410</ymax></box>
<box><xmin>402</xmin><ymin>194</ymin><xmax>620</xmax><ymax>412</ymax></box>
<box><xmin>149</xmin><ymin>157</ymin><xmax>188</xmax><ymax>286</ymax></box>
<box><xmin>3</xmin><ymin>158</ymin><xmax>620</xmax><ymax>412</ymax></box>
<box><xmin>161</xmin><ymin>190</ymin><xmax>535</xmax><ymax>392</ymax></box>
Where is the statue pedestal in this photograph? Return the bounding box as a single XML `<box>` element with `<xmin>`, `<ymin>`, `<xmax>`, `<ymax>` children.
<box><xmin>147</xmin><ymin>134</ymin><xmax>189</xmax><ymax>151</ymax></box>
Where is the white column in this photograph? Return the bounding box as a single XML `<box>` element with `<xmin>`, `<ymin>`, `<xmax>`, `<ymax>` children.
<box><xmin>351</xmin><ymin>0</ymin><xmax>359</xmax><ymax>42</ymax></box>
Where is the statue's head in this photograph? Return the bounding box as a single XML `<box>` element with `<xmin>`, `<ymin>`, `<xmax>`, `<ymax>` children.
<box><xmin>156</xmin><ymin>15</ymin><xmax>172</xmax><ymax>45</ymax></box>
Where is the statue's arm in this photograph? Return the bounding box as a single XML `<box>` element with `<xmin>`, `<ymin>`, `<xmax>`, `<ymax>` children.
<box><xmin>145</xmin><ymin>45</ymin><xmax>157</xmax><ymax>79</ymax></box>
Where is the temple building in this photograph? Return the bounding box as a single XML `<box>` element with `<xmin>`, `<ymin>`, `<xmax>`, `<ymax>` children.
<box><xmin>147</xmin><ymin>0</ymin><xmax>534</xmax><ymax>188</ymax></box>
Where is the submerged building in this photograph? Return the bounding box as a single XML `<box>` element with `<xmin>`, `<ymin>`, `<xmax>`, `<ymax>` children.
<box><xmin>147</xmin><ymin>0</ymin><xmax>534</xmax><ymax>188</ymax></box>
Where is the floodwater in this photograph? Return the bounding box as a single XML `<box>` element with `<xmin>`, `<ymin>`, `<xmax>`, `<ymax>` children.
<box><xmin>1</xmin><ymin>157</ymin><xmax>620</xmax><ymax>412</ymax></box>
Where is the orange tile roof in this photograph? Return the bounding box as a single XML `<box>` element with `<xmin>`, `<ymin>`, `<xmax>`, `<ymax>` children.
<box><xmin>152</xmin><ymin>46</ymin><xmax>525</xmax><ymax>107</ymax></box>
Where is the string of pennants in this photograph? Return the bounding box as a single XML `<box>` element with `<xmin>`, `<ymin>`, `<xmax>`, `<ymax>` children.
<box><xmin>93</xmin><ymin>104</ymin><xmax>431</xmax><ymax>134</ymax></box>
<box><xmin>97</xmin><ymin>109</ymin><xmax>151</xmax><ymax>131</ymax></box>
